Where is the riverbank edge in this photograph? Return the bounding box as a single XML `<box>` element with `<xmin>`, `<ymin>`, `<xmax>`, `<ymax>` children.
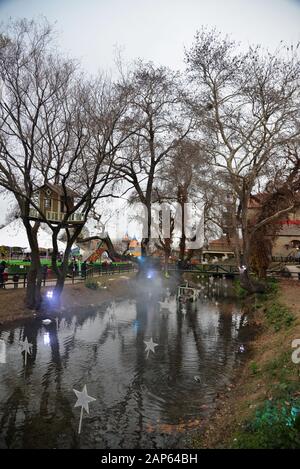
<box><xmin>0</xmin><ymin>273</ymin><xmax>137</xmax><ymax>326</ymax></box>
<box><xmin>188</xmin><ymin>278</ymin><xmax>300</xmax><ymax>449</ymax></box>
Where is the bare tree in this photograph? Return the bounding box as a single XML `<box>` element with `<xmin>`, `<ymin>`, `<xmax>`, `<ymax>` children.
<box><xmin>186</xmin><ymin>29</ymin><xmax>300</xmax><ymax>291</ymax></box>
<box><xmin>0</xmin><ymin>19</ymin><xmax>131</xmax><ymax>308</ymax></box>
<box><xmin>0</xmin><ymin>19</ymin><xmax>70</xmax><ymax>308</ymax></box>
<box><xmin>114</xmin><ymin>61</ymin><xmax>194</xmax><ymax>255</ymax></box>
<box><xmin>153</xmin><ymin>138</ymin><xmax>207</xmax><ymax>264</ymax></box>
<box><xmin>249</xmin><ymin>138</ymin><xmax>300</xmax><ymax>277</ymax></box>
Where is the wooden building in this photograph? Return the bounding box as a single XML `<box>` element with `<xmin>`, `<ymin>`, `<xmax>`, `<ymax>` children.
<box><xmin>29</xmin><ymin>183</ymin><xmax>84</xmax><ymax>225</ymax></box>
<box><xmin>248</xmin><ymin>193</ymin><xmax>300</xmax><ymax>258</ymax></box>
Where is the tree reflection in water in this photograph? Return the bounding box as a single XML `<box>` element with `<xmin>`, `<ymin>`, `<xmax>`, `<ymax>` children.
<box><xmin>0</xmin><ymin>280</ymin><xmax>251</xmax><ymax>449</ymax></box>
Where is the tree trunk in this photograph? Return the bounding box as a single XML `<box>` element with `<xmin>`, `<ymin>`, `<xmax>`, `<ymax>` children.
<box><xmin>178</xmin><ymin>188</ymin><xmax>187</xmax><ymax>262</ymax></box>
<box><xmin>54</xmin><ymin>273</ymin><xmax>66</xmax><ymax>299</ymax></box>
<box><xmin>240</xmin><ymin>231</ymin><xmax>265</xmax><ymax>294</ymax></box>
<box><xmin>179</xmin><ymin>230</ymin><xmax>186</xmax><ymax>262</ymax></box>
<box><xmin>141</xmin><ymin>239</ymin><xmax>149</xmax><ymax>257</ymax></box>
<box><xmin>141</xmin><ymin>202</ymin><xmax>151</xmax><ymax>256</ymax></box>
<box><xmin>163</xmin><ymin>241</ymin><xmax>171</xmax><ymax>272</ymax></box>
<box><xmin>51</xmin><ymin>226</ymin><xmax>82</xmax><ymax>306</ymax></box>
<box><xmin>23</xmin><ymin>219</ymin><xmax>42</xmax><ymax>310</ymax></box>
<box><xmin>51</xmin><ymin>234</ymin><xmax>72</xmax><ymax>306</ymax></box>
<box><xmin>26</xmin><ymin>260</ymin><xmax>42</xmax><ymax>310</ymax></box>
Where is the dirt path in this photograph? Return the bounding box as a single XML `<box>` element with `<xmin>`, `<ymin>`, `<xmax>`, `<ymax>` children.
<box><xmin>0</xmin><ymin>272</ymin><xmax>136</xmax><ymax>325</ymax></box>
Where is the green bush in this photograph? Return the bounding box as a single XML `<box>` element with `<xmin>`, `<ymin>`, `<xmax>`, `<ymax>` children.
<box><xmin>233</xmin><ymin>399</ymin><xmax>300</xmax><ymax>449</ymax></box>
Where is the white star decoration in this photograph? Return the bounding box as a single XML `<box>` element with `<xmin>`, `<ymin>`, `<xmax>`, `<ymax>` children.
<box><xmin>73</xmin><ymin>384</ymin><xmax>96</xmax><ymax>434</ymax></box>
<box><xmin>144</xmin><ymin>337</ymin><xmax>158</xmax><ymax>359</ymax></box>
<box><xmin>20</xmin><ymin>337</ymin><xmax>32</xmax><ymax>366</ymax></box>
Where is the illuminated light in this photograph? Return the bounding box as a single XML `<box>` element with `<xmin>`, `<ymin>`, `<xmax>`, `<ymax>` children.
<box><xmin>42</xmin><ymin>319</ymin><xmax>52</xmax><ymax>325</ymax></box>
<box><xmin>133</xmin><ymin>319</ymin><xmax>140</xmax><ymax>332</ymax></box>
<box><xmin>43</xmin><ymin>332</ymin><xmax>50</xmax><ymax>346</ymax></box>
<box><xmin>147</xmin><ymin>271</ymin><xmax>153</xmax><ymax>279</ymax></box>
<box><xmin>46</xmin><ymin>290</ymin><xmax>53</xmax><ymax>299</ymax></box>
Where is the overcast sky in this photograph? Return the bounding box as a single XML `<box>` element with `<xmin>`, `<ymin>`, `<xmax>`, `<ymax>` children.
<box><xmin>0</xmin><ymin>0</ymin><xmax>300</xmax><ymax>232</ymax></box>
<box><xmin>1</xmin><ymin>0</ymin><xmax>300</xmax><ymax>74</ymax></box>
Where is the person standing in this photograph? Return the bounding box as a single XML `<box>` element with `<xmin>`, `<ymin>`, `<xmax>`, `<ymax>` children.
<box><xmin>42</xmin><ymin>265</ymin><xmax>48</xmax><ymax>285</ymax></box>
<box><xmin>13</xmin><ymin>273</ymin><xmax>19</xmax><ymax>289</ymax></box>
<box><xmin>81</xmin><ymin>261</ymin><xmax>87</xmax><ymax>278</ymax></box>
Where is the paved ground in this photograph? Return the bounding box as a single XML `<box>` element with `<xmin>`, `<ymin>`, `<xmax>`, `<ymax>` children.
<box><xmin>284</xmin><ymin>265</ymin><xmax>300</xmax><ymax>280</ymax></box>
<box><xmin>0</xmin><ymin>272</ymin><xmax>137</xmax><ymax>323</ymax></box>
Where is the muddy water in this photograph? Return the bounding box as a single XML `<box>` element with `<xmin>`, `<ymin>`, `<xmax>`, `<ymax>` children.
<box><xmin>0</xmin><ymin>278</ymin><xmax>251</xmax><ymax>448</ymax></box>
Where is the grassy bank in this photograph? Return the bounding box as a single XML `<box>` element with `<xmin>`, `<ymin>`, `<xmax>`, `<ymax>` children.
<box><xmin>191</xmin><ymin>278</ymin><xmax>300</xmax><ymax>449</ymax></box>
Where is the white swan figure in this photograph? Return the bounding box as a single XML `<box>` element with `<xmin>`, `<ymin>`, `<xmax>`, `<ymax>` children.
<box><xmin>42</xmin><ymin>319</ymin><xmax>52</xmax><ymax>325</ymax></box>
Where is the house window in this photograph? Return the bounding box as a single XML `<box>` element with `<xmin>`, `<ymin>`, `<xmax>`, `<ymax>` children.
<box><xmin>44</xmin><ymin>198</ymin><xmax>51</xmax><ymax>210</ymax></box>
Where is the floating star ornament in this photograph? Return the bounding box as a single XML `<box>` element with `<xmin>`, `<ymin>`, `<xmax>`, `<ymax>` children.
<box><xmin>20</xmin><ymin>337</ymin><xmax>32</xmax><ymax>366</ymax></box>
<box><xmin>144</xmin><ymin>337</ymin><xmax>158</xmax><ymax>359</ymax></box>
<box><xmin>73</xmin><ymin>384</ymin><xmax>96</xmax><ymax>434</ymax></box>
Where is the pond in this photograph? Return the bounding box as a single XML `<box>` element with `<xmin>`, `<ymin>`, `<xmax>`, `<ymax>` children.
<box><xmin>0</xmin><ymin>277</ymin><xmax>252</xmax><ymax>448</ymax></box>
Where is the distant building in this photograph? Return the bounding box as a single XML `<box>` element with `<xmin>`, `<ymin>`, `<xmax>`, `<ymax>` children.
<box><xmin>248</xmin><ymin>193</ymin><xmax>300</xmax><ymax>257</ymax></box>
<box><xmin>205</xmin><ymin>193</ymin><xmax>300</xmax><ymax>260</ymax></box>
<box><xmin>122</xmin><ymin>234</ymin><xmax>141</xmax><ymax>257</ymax></box>
<box><xmin>204</xmin><ymin>237</ymin><xmax>235</xmax><ymax>259</ymax></box>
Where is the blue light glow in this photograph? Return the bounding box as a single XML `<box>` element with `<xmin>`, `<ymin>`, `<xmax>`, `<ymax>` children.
<box><xmin>46</xmin><ymin>290</ymin><xmax>53</xmax><ymax>299</ymax></box>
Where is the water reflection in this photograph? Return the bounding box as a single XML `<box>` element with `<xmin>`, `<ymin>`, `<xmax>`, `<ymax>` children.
<box><xmin>0</xmin><ymin>339</ymin><xmax>5</xmax><ymax>363</ymax></box>
<box><xmin>0</xmin><ymin>279</ymin><xmax>250</xmax><ymax>449</ymax></box>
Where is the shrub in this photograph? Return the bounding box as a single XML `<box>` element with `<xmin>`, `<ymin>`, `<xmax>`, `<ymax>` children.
<box><xmin>233</xmin><ymin>399</ymin><xmax>300</xmax><ymax>449</ymax></box>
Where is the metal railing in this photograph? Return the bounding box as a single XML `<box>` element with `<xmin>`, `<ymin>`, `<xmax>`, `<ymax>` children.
<box><xmin>0</xmin><ymin>263</ymin><xmax>136</xmax><ymax>290</ymax></box>
<box><xmin>271</xmin><ymin>256</ymin><xmax>300</xmax><ymax>264</ymax></box>
<box><xmin>83</xmin><ymin>263</ymin><xmax>136</xmax><ymax>280</ymax></box>
<box><xmin>167</xmin><ymin>263</ymin><xmax>300</xmax><ymax>279</ymax></box>
<box><xmin>167</xmin><ymin>264</ymin><xmax>238</xmax><ymax>275</ymax></box>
